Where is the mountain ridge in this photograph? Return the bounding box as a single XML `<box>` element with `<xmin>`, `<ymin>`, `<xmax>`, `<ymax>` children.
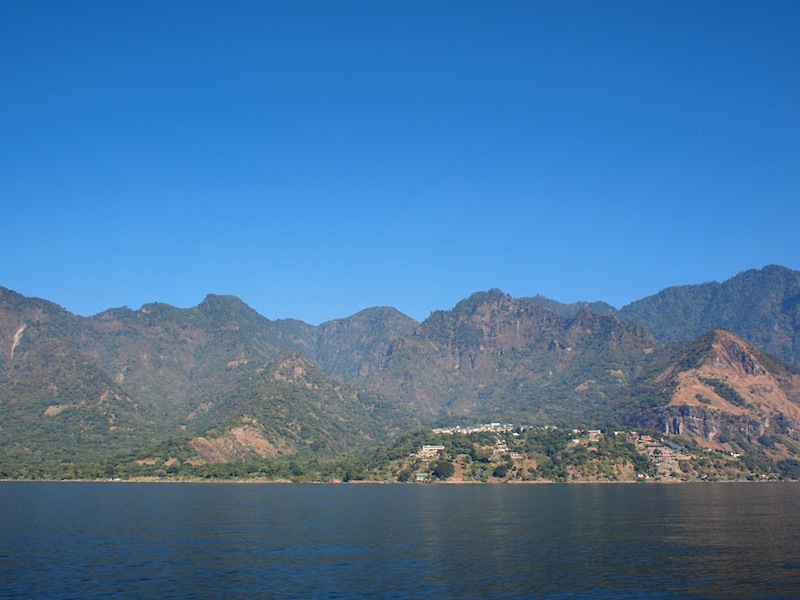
<box><xmin>2</xmin><ymin>265</ymin><xmax>800</xmax><ymax>479</ymax></box>
<box><xmin>619</xmin><ymin>265</ymin><xmax>800</xmax><ymax>365</ymax></box>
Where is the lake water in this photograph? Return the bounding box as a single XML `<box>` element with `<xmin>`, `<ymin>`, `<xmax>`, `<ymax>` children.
<box><xmin>1</xmin><ymin>482</ymin><xmax>799</xmax><ymax>599</ymax></box>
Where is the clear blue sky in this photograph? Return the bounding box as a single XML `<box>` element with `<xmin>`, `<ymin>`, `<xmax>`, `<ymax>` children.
<box><xmin>2</xmin><ymin>1</ymin><xmax>798</xmax><ymax>324</ymax></box>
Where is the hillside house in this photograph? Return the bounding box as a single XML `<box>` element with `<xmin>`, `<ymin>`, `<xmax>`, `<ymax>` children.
<box><xmin>418</xmin><ymin>444</ymin><xmax>445</xmax><ymax>457</ymax></box>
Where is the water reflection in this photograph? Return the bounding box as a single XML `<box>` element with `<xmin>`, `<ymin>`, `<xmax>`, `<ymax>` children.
<box><xmin>1</xmin><ymin>482</ymin><xmax>799</xmax><ymax>599</ymax></box>
<box><xmin>652</xmin><ymin>484</ymin><xmax>800</xmax><ymax>598</ymax></box>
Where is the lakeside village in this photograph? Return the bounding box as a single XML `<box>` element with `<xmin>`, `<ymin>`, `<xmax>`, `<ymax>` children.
<box><xmin>395</xmin><ymin>423</ymin><xmax>762</xmax><ymax>483</ymax></box>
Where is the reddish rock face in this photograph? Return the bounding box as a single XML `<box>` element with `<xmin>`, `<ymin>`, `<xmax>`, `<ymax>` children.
<box><xmin>654</xmin><ymin>330</ymin><xmax>800</xmax><ymax>454</ymax></box>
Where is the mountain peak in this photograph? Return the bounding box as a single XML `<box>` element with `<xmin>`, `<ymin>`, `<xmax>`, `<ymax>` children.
<box><xmin>199</xmin><ymin>293</ymin><xmax>251</xmax><ymax>310</ymax></box>
<box><xmin>196</xmin><ymin>293</ymin><xmax>270</xmax><ymax>328</ymax></box>
<box><xmin>521</xmin><ymin>294</ymin><xmax>617</xmax><ymax>318</ymax></box>
<box><xmin>452</xmin><ymin>289</ymin><xmax>511</xmax><ymax>314</ymax></box>
<box><xmin>665</xmin><ymin>329</ymin><xmax>773</xmax><ymax>378</ymax></box>
<box><xmin>645</xmin><ymin>329</ymin><xmax>800</xmax><ymax>442</ymax></box>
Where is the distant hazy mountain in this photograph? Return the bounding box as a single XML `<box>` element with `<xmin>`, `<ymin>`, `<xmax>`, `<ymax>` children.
<box><xmin>619</xmin><ymin>265</ymin><xmax>800</xmax><ymax>365</ymax></box>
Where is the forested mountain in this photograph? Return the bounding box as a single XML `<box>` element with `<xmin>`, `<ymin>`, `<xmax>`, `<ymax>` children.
<box><xmin>619</xmin><ymin>265</ymin><xmax>800</xmax><ymax>365</ymax></box>
<box><xmin>520</xmin><ymin>295</ymin><xmax>617</xmax><ymax>319</ymax></box>
<box><xmin>314</xmin><ymin>307</ymin><xmax>418</xmax><ymax>381</ymax></box>
<box><xmin>0</xmin><ymin>290</ymin><xmax>416</xmax><ymax>473</ymax></box>
<box><xmin>158</xmin><ymin>351</ymin><xmax>417</xmax><ymax>466</ymax></box>
<box><xmin>0</xmin><ymin>288</ymin><xmax>148</xmax><ymax>468</ymax></box>
<box><xmin>362</xmin><ymin>290</ymin><xmax>658</xmax><ymax>424</ymax></box>
<box><xmin>2</xmin><ymin>265</ymin><xmax>800</xmax><ymax>478</ymax></box>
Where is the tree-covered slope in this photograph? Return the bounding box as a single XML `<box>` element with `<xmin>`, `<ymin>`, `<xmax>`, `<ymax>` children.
<box><xmin>315</xmin><ymin>307</ymin><xmax>419</xmax><ymax>381</ymax></box>
<box><xmin>0</xmin><ymin>288</ymin><xmax>416</xmax><ymax>474</ymax></box>
<box><xmin>3</xmin><ymin>265</ymin><xmax>800</xmax><ymax>479</ymax></box>
<box><xmin>147</xmin><ymin>351</ymin><xmax>418</xmax><ymax>467</ymax></box>
<box><xmin>619</xmin><ymin>265</ymin><xmax>800</xmax><ymax>365</ymax></box>
<box><xmin>366</xmin><ymin>290</ymin><xmax>659</xmax><ymax>424</ymax></box>
<box><xmin>0</xmin><ymin>288</ymin><xmax>155</xmax><ymax>473</ymax></box>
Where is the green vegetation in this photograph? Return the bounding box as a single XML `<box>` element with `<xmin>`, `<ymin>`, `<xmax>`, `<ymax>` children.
<box><xmin>619</xmin><ymin>265</ymin><xmax>800</xmax><ymax>366</ymax></box>
<box><xmin>701</xmin><ymin>377</ymin><xmax>748</xmax><ymax>407</ymax></box>
<box><xmin>2</xmin><ymin>423</ymin><xmax>797</xmax><ymax>482</ymax></box>
<box><xmin>2</xmin><ymin>265</ymin><xmax>800</xmax><ymax>482</ymax></box>
<box><xmin>343</xmin><ymin>427</ymin><xmax>666</xmax><ymax>484</ymax></box>
<box><xmin>433</xmin><ymin>461</ymin><xmax>455</xmax><ymax>479</ymax></box>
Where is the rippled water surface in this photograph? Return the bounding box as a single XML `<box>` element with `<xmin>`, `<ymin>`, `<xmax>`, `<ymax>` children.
<box><xmin>1</xmin><ymin>482</ymin><xmax>799</xmax><ymax>599</ymax></box>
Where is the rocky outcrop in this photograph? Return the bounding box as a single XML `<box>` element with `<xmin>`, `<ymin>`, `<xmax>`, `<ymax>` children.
<box><xmin>662</xmin><ymin>405</ymin><xmax>772</xmax><ymax>443</ymax></box>
<box><xmin>635</xmin><ymin>330</ymin><xmax>800</xmax><ymax>454</ymax></box>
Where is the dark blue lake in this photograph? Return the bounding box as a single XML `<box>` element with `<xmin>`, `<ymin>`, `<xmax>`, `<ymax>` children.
<box><xmin>1</xmin><ymin>482</ymin><xmax>799</xmax><ymax>599</ymax></box>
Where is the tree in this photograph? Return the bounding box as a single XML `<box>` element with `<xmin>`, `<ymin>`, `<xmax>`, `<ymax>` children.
<box><xmin>396</xmin><ymin>468</ymin><xmax>414</xmax><ymax>483</ymax></box>
<box><xmin>492</xmin><ymin>464</ymin><xmax>509</xmax><ymax>478</ymax></box>
<box><xmin>432</xmin><ymin>461</ymin><xmax>455</xmax><ymax>480</ymax></box>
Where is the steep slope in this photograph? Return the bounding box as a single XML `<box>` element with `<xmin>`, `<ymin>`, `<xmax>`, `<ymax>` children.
<box><xmin>315</xmin><ymin>307</ymin><xmax>419</xmax><ymax>381</ymax></box>
<box><xmin>620</xmin><ymin>265</ymin><xmax>800</xmax><ymax>365</ymax></box>
<box><xmin>0</xmin><ymin>288</ymin><xmax>150</xmax><ymax>473</ymax></box>
<box><xmin>368</xmin><ymin>290</ymin><xmax>659</xmax><ymax>424</ymax></box>
<box><xmin>74</xmin><ymin>294</ymin><xmax>318</xmax><ymax>429</ymax></box>
<box><xmin>0</xmin><ymin>288</ymin><xmax>416</xmax><ymax>473</ymax></box>
<box><xmin>620</xmin><ymin>330</ymin><xmax>800</xmax><ymax>459</ymax></box>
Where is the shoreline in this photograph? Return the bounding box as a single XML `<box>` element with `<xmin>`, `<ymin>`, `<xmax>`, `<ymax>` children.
<box><xmin>0</xmin><ymin>476</ymin><xmax>790</xmax><ymax>485</ymax></box>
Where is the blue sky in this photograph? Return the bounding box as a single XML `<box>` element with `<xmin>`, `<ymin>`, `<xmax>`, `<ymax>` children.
<box><xmin>2</xmin><ymin>1</ymin><xmax>798</xmax><ymax>324</ymax></box>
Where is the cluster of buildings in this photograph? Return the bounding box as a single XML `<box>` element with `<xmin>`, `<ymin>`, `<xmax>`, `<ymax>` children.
<box><xmin>631</xmin><ymin>432</ymin><xmax>687</xmax><ymax>475</ymax></box>
<box><xmin>431</xmin><ymin>422</ymin><xmax>524</xmax><ymax>435</ymax></box>
<box><xmin>415</xmin><ymin>425</ymin><xmax>699</xmax><ymax>480</ymax></box>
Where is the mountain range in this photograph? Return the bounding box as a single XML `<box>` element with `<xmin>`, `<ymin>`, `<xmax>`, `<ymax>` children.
<box><xmin>1</xmin><ymin>265</ymin><xmax>799</xmax><ymax>478</ymax></box>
